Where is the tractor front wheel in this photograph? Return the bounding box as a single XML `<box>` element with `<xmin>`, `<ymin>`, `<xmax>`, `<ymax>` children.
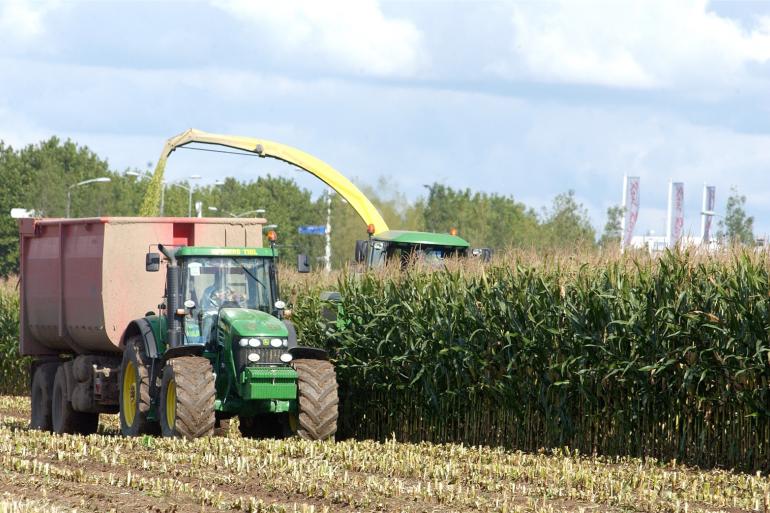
<box><xmin>292</xmin><ymin>359</ymin><xmax>338</xmax><ymax>440</ymax></box>
<box><xmin>159</xmin><ymin>356</ymin><xmax>216</xmax><ymax>439</ymax></box>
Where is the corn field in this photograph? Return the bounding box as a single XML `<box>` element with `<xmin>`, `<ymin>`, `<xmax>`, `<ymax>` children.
<box><xmin>2</xmin><ymin>251</ymin><xmax>770</xmax><ymax>472</ymax></box>
<box><xmin>293</xmin><ymin>250</ymin><xmax>770</xmax><ymax>472</ymax></box>
<box><xmin>0</xmin><ymin>286</ymin><xmax>26</xmax><ymax>396</ymax></box>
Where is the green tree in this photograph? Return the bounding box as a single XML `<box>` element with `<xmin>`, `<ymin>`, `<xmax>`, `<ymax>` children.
<box><xmin>718</xmin><ymin>187</ymin><xmax>754</xmax><ymax>245</ymax></box>
<box><xmin>540</xmin><ymin>190</ymin><xmax>596</xmax><ymax>250</ymax></box>
<box><xmin>422</xmin><ymin>183</ymin><xmax>539</xmax><ymax>250</ymax></box>
<box><xmin>599</xmin><ymin>205</ymin><xmax>624</xmax><ymax>248</ymax></box>
<box><xmin>0</xmin><ymin>143</ymin><xmax>27</xmax><ymax>277</ymax></box>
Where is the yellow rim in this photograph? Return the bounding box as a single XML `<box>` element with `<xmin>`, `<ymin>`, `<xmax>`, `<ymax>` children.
<box><xmin>288</xmin><ymin>412</ymin><xmax>298</xmax><ymax>433</ymax></box>
<box><xmin>165</xmin><ymin>379</ymin><xmax>176</xmax><ymax>430</ymax></box>
<box><xmin>122</xmin><ymin>361</ymin><xmax>137</xmax><ymax>426</ymax></box>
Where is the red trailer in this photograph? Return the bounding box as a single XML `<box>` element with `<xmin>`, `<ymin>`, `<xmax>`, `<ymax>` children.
<box><xmin>19</xmin><ymin>217</ymin><xmax>265</xmax><ymax>432</ymax></box>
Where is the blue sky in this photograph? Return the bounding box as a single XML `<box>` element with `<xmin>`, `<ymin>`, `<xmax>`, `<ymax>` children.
<box><xmin>2</xmin><ymin>0</ymin><xmax>770</xmax><ymax>237</ymax></box>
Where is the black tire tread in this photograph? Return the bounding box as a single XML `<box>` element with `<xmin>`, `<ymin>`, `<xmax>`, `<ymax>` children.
<box><xmin>161</xmin><ymin>356</ymin><xmax>216</xmax><ymax>439</ymax></box>
<box><xmin>30</xmin><ymin>363</ymin><xmax>59</xmax><ymax>431</ymax></box>
<box><xmin>52</xmin><ymin>366</ymin><xmax>98</xmax><ymax>435</ymax></box>
<box><xmin>119</xmin><ymin>336</ymin><xmax>156</xmax><ymax>436</ymax></box>
<box><xmin>292</xmin><ymin>359</ymin><xmax>338</xmax><ymax>440</ymax></box>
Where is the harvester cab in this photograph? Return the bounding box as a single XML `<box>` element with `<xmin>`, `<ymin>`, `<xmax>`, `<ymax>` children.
<box><xmin>354</xmin><ymin>229</ymin><xmax>490</xmax><ymax>269</ymax></box>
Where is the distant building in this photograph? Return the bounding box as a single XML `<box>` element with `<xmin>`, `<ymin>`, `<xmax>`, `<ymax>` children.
<box><xmin>628</xmin><ymin>234</ymin><xmax>721</xmax><ymax>254</ymax></box>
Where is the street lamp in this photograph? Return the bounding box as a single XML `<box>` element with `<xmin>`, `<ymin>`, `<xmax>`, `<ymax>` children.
<box><xmin>125</xmin><ymin>170</ymin><xmax>152</xmax><ymax>180</ymax></box>
<box><xmin>233</xmin><ymin>208</ymin><xmax>266</xmax><ymax>218</ymax></box>
<box><xmin>187</xmin><ymin>175</ymin><xmax>202</xmax><ymax>217</ymax></box>
<box><xmin>66</xmin><ymin>177</ymin><xmax>112</xmax><ymax>218</ymax></box>
<box><xmin>208</xmin><ymin>207</ymin><xmax>266</xmax><ymax>218</ymax></box>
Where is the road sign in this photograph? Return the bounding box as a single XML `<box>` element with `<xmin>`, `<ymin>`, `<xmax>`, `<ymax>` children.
<box><xmin>298</xmin><ymin>225</ymin><xmax>327</xmax><ymax>235</ymax></box>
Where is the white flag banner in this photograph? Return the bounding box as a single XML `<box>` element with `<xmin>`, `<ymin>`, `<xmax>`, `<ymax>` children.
<box><xmin>667</xmin><ymin>182</ymin><xmax>685</xmax><ymax>246</ymax></box>
<box><xmin>702</xmin><ymin>185</ymin><xmax>716</xmax><ymax>242</ymax></box>
<box><xmin>622</xmin><ymin>176</ymin><xmax>640</xmax><ymax>248</ymax></box>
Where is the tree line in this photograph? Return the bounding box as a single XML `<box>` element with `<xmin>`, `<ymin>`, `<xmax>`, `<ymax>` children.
<box><xmin>0</xmin><ymin>137</ymin><xmax>755</xmax><ymax>276</ymax></box>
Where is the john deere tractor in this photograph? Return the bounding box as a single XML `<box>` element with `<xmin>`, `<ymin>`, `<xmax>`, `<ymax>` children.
<box><xmin>122</xmin><ymin>242</ymin><xmax>338</xmax><ymax>439</ymax></box>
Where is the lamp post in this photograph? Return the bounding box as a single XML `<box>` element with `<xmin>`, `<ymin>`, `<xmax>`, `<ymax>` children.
<box><xmin>66</xmin><ymin>177</ymin><xmax>112</xmax><ymax>218</ymax></box>
<box><xmin>125</xmin><ymin>170</ymin><xmax>151</xmax><ymax>180</ymax></box>
<box><xmin>325</xmin><ymin>187</ymin><xmax>332</xmax><ymax>273</ymax></box>
<box><xmin>187</xmin><ymin>175</ymin><xmax>201</xmax><ymax>217</ymax></box>
<box><xmin>208</xmin><ymin>207</ymin><xmax>266</xmax><ymax>218</ymax></box>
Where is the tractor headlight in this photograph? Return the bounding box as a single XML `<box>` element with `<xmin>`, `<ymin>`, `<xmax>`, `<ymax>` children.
<box><xmin>280</xmin><ymin>353</ymin><xmax>293</xmax><ymax>363</ymax></box>
<box><xmin>282</xmin><ymin>340</ymin><xmax>288</xmax><ymax>348</ymax></box>
<box><xmin>248</xmin><ymin>338</ymin><xmax>259</xmax><ymax>347</ymax></box>
<box><xmin>247</xmin><ymin>352</ymin><xmax>260</xmax><ymax>363</ymax></box>
<box><xmin>270</xmin><ymin>338</ymin><xmax>283</xmax><ymax>348</ymax></box>
<box><xmin>238</xmin><ymin>338</ymin><xmax>248</xmax><ymax>347</ymax></box>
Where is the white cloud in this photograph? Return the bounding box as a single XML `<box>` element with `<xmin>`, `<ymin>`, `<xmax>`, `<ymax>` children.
<box><xmin>493</xmin><ymin>0</ymin><xmax>770</xmax><ymax>90</ymax></box>
<box><xmin>0</xmin><ymin>0</ymin><xmax>59</xmax><ymax>42</ymax></box>
<box><xmin>210</xmin><ymin>0</ymin><xmax>424</xmax><ymax>77</ymax></box>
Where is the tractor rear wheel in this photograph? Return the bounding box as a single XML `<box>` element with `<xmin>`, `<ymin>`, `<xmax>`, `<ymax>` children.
<box><xmin>292</xmin><ymin>359</ymin><xmax>338</xmax><ymax>440</ymax></box>
<box><xmin>119</xmin><ymin>337</ymin><xmax>157</xmax><ymax>436</ymax></box>
<box><xmin>30</xmin><ymin>362</ymin><xmax>59</xmax><ymax>431</ymax></box>
<box><xmin>159</xmin><ymin>356</ymin><xmax>216</xmax><ymax>439</ymax></box>
<box><xmin>52</xmin><ymin>366</ymin><xmax>99</xmax><ymax>435</ymax></box>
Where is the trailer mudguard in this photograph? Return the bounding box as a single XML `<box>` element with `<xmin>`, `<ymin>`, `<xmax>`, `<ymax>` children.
<box><xmin>121</xmin><ymin>318</ymin><xmax>160</xmax><ymax>358</ymax></box>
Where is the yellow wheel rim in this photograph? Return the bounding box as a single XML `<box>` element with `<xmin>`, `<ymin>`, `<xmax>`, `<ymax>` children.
<box><xmin>165</xmin><ymin>379</ymin><xmax>176</xmax><ymax>430</ymax></box>
<box><xmin>122</xmin><ymin>361</ymin><xmax>137</xmax><ymax>426</ymax></box>
<box><xmin>288</xmin><ymin>412</ymin><xmax>298</xmax><ymax>433</ymax></box>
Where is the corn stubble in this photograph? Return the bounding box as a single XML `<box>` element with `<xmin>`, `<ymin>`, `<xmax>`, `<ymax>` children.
<box><xmin>0</xmin><ymin>395</ymin><xmax>767</xmax><ymax>512</ymax></box>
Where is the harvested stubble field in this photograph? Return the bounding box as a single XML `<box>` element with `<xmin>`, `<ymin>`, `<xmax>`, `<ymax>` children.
<box><xmin>0</xmin><ymin>396</ymin><xmax>767</xmax><ymax>513</ymax></box>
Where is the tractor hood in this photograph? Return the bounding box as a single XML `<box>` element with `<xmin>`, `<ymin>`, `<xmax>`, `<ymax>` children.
<box><xmin>218</xmin><ymin>308</ymin><xmax>288</xmax><ymax>338</ymax></box>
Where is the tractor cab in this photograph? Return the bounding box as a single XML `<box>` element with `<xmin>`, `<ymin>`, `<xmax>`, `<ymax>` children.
<box><xmin>174</xmin><ymin>247</ymin><xmax>283</xmax><ymax>347</ymax></box>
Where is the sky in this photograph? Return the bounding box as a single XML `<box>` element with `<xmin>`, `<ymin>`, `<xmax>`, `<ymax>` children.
<box><xmin>2</xmin><ymin>0</ymin><xmax>770</xmax><ymax>237</ymax></box>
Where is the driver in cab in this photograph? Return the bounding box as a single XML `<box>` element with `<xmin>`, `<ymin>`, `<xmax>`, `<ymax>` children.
<box><xmin>203</xmin><ymin>272</ymin><xmax>244</xmax><ymax>309</ymax></box>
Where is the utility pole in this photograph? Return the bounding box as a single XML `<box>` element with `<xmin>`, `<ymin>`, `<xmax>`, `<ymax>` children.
<box><xmin>325</xmin><ymin>187</ymin><xmax>332</xmax><ymax>272</ymax></box>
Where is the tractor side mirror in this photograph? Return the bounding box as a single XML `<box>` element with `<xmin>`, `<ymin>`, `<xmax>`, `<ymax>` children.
<box><xmin>145</xmin><ymin>252</ymin><xmax>160</xmax><ymax>272</ymax></box>
<box><xmin>297</xmin><ymin>254</ymin><xmax>311</xmax><ymax>273</ymax></box>
<box><xmin>354</xmin><ymin>240</ymin><xmax>368</xmax><ymax>263</ymax></box>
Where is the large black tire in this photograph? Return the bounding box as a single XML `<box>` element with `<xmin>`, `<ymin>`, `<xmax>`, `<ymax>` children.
<box><xmin>119</xmin><ymin>336</ymin><xmax>157</xmax><ymax>436</ymax></box>
<box><xmin>292</xmin><ymin>359</ymin><xmax>338</xmax><ymax>440</ymax></box>
<box><xmin>30</xmin><ymin>363</ymin><xmax>59</xmax><ymax>431</ymax></box>
<box><xmin>52</xmin><ymin>366</ymin><xmax>99</xmax><ymax>435</ymax></box>
<box><xmin>159</xmin><ymin>356</ymin><xmax>216</xmax><ymax>439</ymax></box>
<box><xmin>238</xmin><ymin>414</ymin><xmax>288</xmax><ymax>439</ymax></box>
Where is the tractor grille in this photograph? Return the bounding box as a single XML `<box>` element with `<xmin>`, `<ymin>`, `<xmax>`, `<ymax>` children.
<box><xmin>236</xmin><ymin>347</ymin><xmax>285</xmax><ymax>371</ymax></box>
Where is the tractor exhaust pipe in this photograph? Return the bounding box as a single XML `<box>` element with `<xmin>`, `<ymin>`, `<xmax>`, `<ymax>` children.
<box><xmin>158</xmin><ymin>244</ymin><xmax>182</xmax><ymax>348</ymax></box>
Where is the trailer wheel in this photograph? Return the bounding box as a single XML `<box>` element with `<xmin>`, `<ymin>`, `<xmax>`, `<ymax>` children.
<box><xmin>52</xmin><ymin>366</ymin><xmax>99</xmax><ymax>435</ymax></box>
<box><xmin>238</xmin><ymin>414</ymin><xmax>288</xmax><ymax>439</ymax></box>
<box><xmin>120</xmin><ymin>336</ymin><xmax>157</xmax><ymax>436</ymax></box>
<box><xmin>159</xmin><ymin>356</ymin><xmax>216</xmax><ymax>439</ymax></box>
<box><xmin>292</xmin><ymin>359</ymin><xmax>338</xmax><ymax>440</ymax></box>
<box><xmin>30</xmin><ymin>363</ymin><xmax>59</xmax><ymax>431</ymax></box>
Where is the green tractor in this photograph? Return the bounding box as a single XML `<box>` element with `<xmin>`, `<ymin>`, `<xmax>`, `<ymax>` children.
<box><xmin>122</xmin><ymin>242</ymin><xmax>338</xmax><ymax>439</ymax></box>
